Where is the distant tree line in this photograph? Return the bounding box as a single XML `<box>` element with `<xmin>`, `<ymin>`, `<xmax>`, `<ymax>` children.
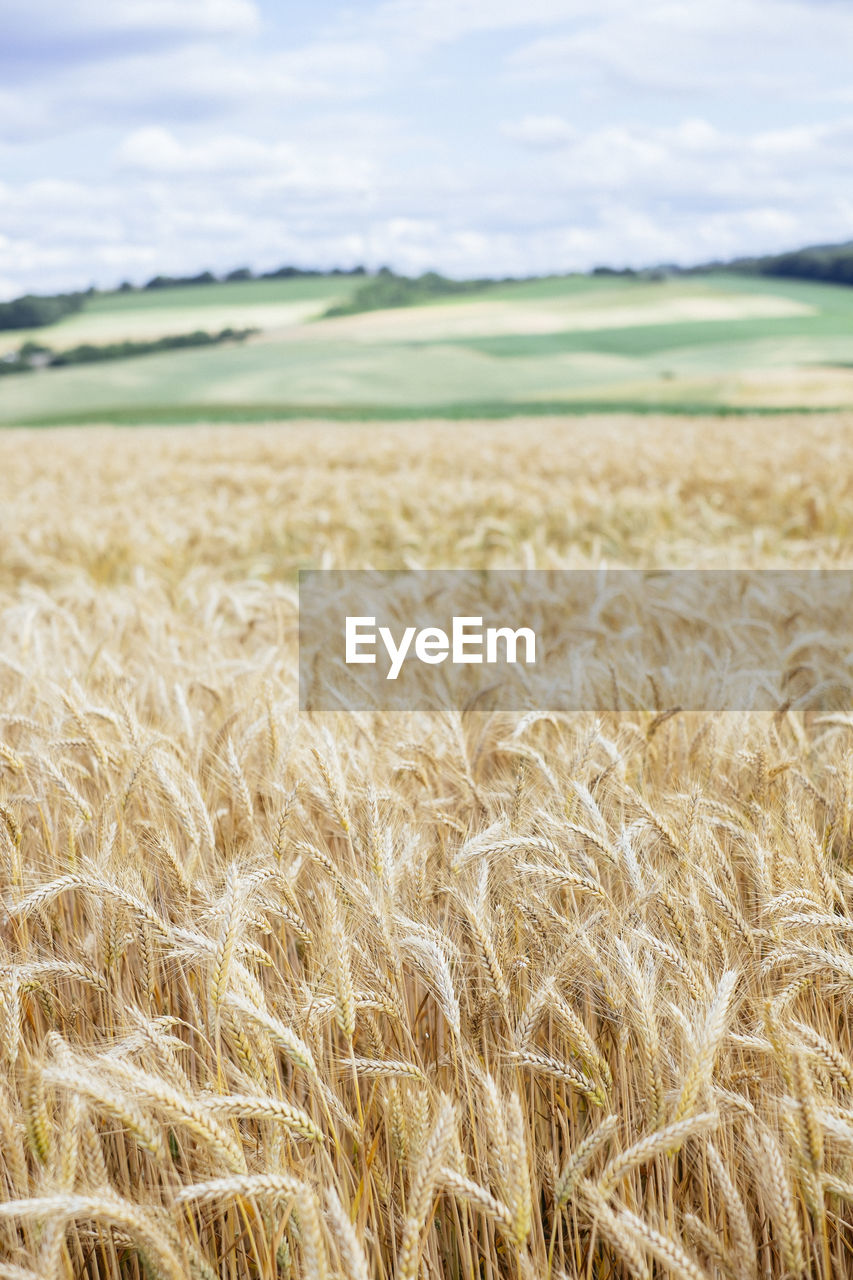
<box><xmin>9</xmin><ymin>237</ymin><xmax>852</xmax><ymax>344</ymax></box>
<box><xmin>0</xmin><ymin>291</ymin><xmax>85</xmax><ymax>331</ymax></box>
<box><xmin>689</xmin><ymin>241</ymin><xmax>853</xmax><ymax>286</ymax></box>
<box><xmin>592</xmin><ymin>266</ymin><xmax>672</xmax><ymax>281</ymax></box>
<box><xmin>322</xmin><ymin>269</ymin><xmax>498</xmax><ymax>318</ymax></box>
<box><xmin>260</xmin><ymin>265</ymin><xmax>367</xmax><ymax>281</ymax></box>
<box><xmin>734</xmin><ymin>243</ymin><xmax>853</xmax><ymax>285</ymax></box>
<box><xmin>129</xmin><ymin>265</ymin><xmax>368</xmax><ymax>291</ymax></box>
<box><xmin>321</xmin><ymin>266</ymin><xmax>679</xmax><ymax>318</ymax></box>
<box><xmin>0</xmin><ymin>327</ymin><xmax>256</xmax><ymax>377</ymax></box>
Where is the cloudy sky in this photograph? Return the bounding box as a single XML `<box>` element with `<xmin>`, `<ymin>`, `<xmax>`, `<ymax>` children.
<box><xmin>2</xmin><ymin>0</ymin><xmax>853</xmax><ymax>297</ymax></box>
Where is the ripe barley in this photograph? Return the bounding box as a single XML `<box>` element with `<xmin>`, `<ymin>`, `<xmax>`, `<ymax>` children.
<box><xmin>514</xmin><ymin>1048</ymin><xmax>607</xmax><ymax>1106</ymax></box>
<box><xmin>199</xmin><ymin>1091</ymin><xmax>324</xmax><ymax>1142</ymax></box>
<box><xmin>673</xmin><ymin>971</ymin><xmax>738</xmax><ymax>1122</ymax></box>
<box><xmin>174</xmin><ymin>1172</ymin><xmax>308</xmax><ymax>1206</ymax></box>
<box><xmin>554</xmin><ymin>1114</ymin><xmax>619</xmax><ymax>1207</ymax></box>
<box><xmin>397</xmin><ymin>1097</ymin><xmax>455</xmax><ymax>1280</ymax></box>
<box><xmin>329</xmin><ymin>894</ymin><xmax>356</xmax><ymax>1041</ymax></box>
<box><xmin>705</xmin><ymin>1141</ymin><xmax>757</xmax><ymax>1279</ymax></box>
<box><xmin>2</xmin><ymin>417</ymin><xmax>853</xmax><ymax>1280</ymax></box>
<box><xmin>598</xmin><ymin>1111</ymin><xmax>717</xmax><ymax>1193</ymax></box>
<box><xmin>439</xmin><ymin>1166</ymin><xmax>514</xmax><ymax>1232</ymax></box>
<box><xmin>0</xmin><ymin>1194</ymin><xmax>186</xmax><ymax>1280</ymax></box>
<box><xmin>324</xmin><ymin>1186</ymin><xmax>370</xmax><ymax>1280</ymax></box>
<box><xmin>616</xmin><ymin>1206</ymin><xmax>708</xmax><ymax>1280</ymax></box>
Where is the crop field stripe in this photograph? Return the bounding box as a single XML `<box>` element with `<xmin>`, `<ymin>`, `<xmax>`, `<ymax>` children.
<box><xmin>8</xmin><ymin>399</ymin><xmax>849</xmax><ymax>428</ymax></box>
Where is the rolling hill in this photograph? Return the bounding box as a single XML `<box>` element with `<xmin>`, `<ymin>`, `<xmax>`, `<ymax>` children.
<box><xmin>1</xmin><ymin>264</ymin><xmax>853</xmax><ymax>424</ymax></box>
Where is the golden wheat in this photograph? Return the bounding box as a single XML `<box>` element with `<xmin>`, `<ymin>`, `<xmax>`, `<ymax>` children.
<box><xmin>1</xmin><ymin>415</ymin><xmax>853</xmax><ymax>1277</ymax></box>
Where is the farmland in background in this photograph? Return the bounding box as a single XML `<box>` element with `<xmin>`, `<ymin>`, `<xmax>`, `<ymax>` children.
<box><xmin>2</xmin><ymin>270</ymin><xmax>853</xmax><ymax>424</ymax></box>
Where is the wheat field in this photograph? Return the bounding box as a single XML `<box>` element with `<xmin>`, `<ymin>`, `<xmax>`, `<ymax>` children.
<box><xmin>2</xmin><ymin>414</ymin><xmax>853</xmax><ymax>1280</ymax></box>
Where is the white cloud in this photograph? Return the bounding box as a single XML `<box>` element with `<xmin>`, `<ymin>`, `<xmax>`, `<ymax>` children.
<box><xmin>509</xmin><ymin>0</ymin><xmax>853</xmax><ymax>96</ymax></box>
<box><xmin>1</xmin><ymin>0</ymin><xmax>852</xmax><ymax>296</ymax></box>
<box><xmin>115</xmin><ymin>126</ymin><xmax>383</xmax><ymax>201</ymax></box>
<box><xmin>372</xmin><ymin>0</ymin><xmax>630</xmax><ymax>48</ymax></box>
<box><xmin>92</xmin><ymin>0</ymin><xmax>259</xmax><ymax>34</ymax></box>
<box><xmin>0</xmin><ymin>38</ymin><xmax>388</xmax><ymax>143</ymax></box>
<box><xmin>503</xmin><ymin>114</ymin><xmax>853</xmax><ymax>205</ymax></box>
<box><xmin>2</xmin><ymin>0</ymin><xmax>259</xmax><ymax>51</ymax></box>
<box><xmin>118</xmin><ymin>129</ymin><xmax>275</xmax><ymax>174</ymax></box>
<box><xmin>1</xmin><ymin>101</ymin><xmax>850</xmax><ymax>301</ymax></box>
<box><xmin>503</xmin><ymin>116</ymin><xmax>577</xmax><ymax>148</ymax></box>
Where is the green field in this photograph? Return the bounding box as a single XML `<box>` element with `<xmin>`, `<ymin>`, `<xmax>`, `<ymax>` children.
<box><xmin>2</xmin><ymin>271</ymin><xmax>853</xmax><ymax>424</ymax></box>
<box><xmin>0</xmin><ymin>276</ymin><xmax>349</xmax><ymax>356</ymax></box>
<box><xmin>83</xmin><ymin>276</ymin><xmax>345</xmax><ymax>313</ymax></box>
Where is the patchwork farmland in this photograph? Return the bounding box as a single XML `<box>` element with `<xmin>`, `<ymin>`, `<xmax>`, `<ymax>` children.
<box><xmin>3</xmin><ymin>270</ymin><xmax>853</xmax><ymax>424</ymax></box>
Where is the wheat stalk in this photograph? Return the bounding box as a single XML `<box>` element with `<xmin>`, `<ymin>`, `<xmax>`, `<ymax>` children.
<box><xmin>2</xmin><ymin>418</ymin><xmax>852</xmax><ymax>1279</ymax></box>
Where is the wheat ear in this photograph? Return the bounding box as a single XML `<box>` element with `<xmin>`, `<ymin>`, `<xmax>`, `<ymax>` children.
<box><xmin>397</xmin><ymin>1097</ymin><xmax>455</xmax><ymax>1280</ymax></box>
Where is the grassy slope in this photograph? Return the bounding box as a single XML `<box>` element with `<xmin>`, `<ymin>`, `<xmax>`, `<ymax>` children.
<box><xmin>83</xmin><ymin>277</ymin><xmax>344</xmax><ymax>312</ymax></box>
<box><xmin>0</xmin><ymin>276</ymin><xmax>351</xmax><ymax>355</ymax></box>
<box><xmin>2</xmin><ymin>272</ymin><xmax>853</xmax><ymax>423</ymax></box>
